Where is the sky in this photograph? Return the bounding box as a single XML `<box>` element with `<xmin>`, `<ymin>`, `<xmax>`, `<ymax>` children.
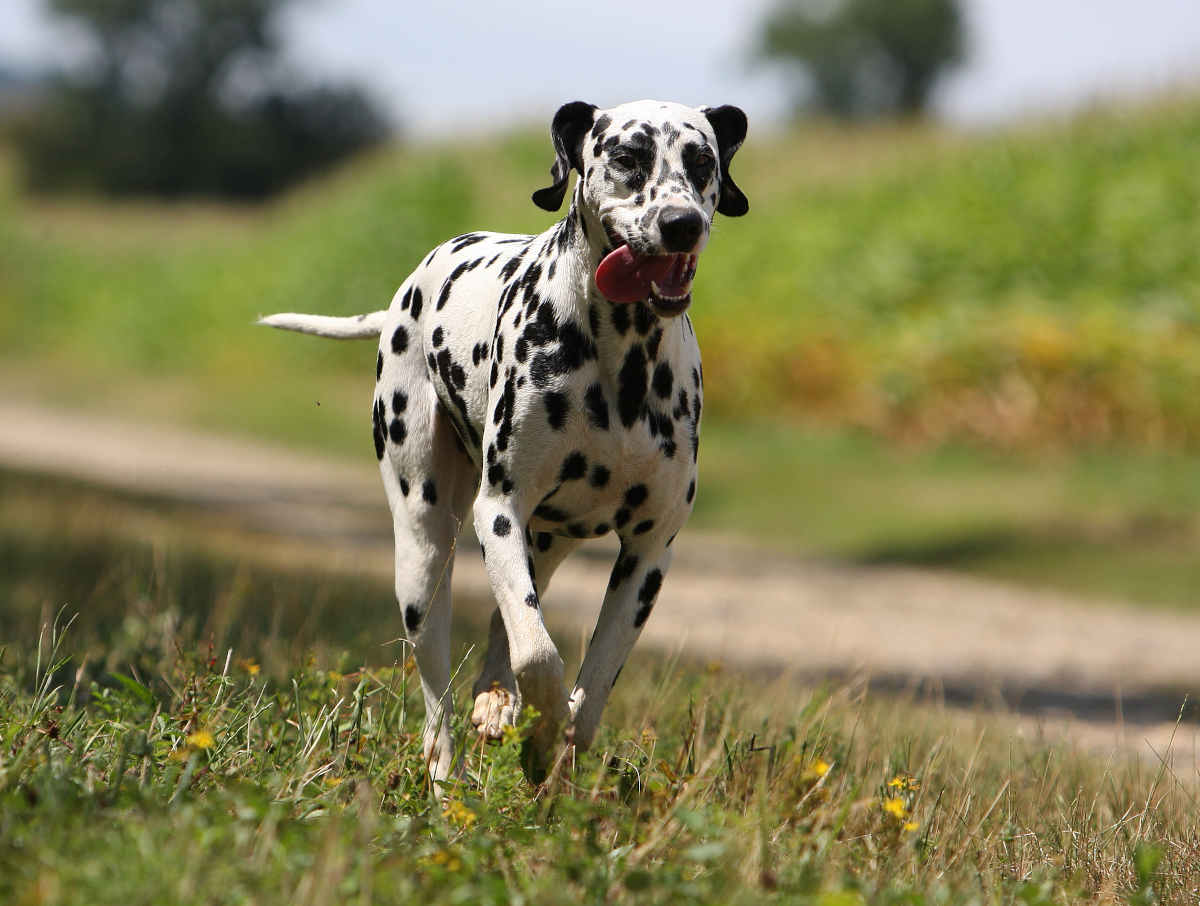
<box><xmin>3</xmin><ymin>0</ymin><xmax>1200</xmax><ymax>137</ymax></box>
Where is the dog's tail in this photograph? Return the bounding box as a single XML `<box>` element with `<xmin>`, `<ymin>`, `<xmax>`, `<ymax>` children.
<box><xmin>257</xmin><ymin>310</ymin><xmax>387</xmax><ymax>339</ymax></box>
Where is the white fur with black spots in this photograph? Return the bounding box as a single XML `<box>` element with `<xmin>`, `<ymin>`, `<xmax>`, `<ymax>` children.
<box><xmin>259</xmin><ymin>99</ymin><xmax>748</xmax><ymax>786</ymax></box>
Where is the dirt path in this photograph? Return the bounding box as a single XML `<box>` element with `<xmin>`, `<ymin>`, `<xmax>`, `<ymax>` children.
<box><xmin>5</xmin><ymin>398</ymin><xmax>1199</xmax><ymax>758</ymax></box>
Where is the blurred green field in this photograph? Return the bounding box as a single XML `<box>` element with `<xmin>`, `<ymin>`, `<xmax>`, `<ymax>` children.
<box><xmin>2</xmin><ymin>98</ymin><xmax>1200</xmax><ymax>606</ymax></box>
<box><xmin>4</xmin><ymin>97</ymin><xmax>1200</xmax><ymax>446</ymax></box>
<box><xmin>698</xmin><ymin>423</ymin><xmax>1200</xmax><ymax>608</ymax></box>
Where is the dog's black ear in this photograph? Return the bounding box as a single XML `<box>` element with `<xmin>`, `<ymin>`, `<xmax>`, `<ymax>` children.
<box><xmin>532</xmin><ymin>101</ymin><xmax>597</xmax><ymax>212</ymax></box>
<box><xmin>702</xmin><ymin>105</ymin><xmax>749</xmax><ymax>217</ymax></box>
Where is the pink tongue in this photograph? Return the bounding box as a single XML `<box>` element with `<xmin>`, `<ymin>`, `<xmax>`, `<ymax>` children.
<box><xmin>595</xmin><ymin>245</ymin><xmax>688</xmax><ymax>303</ymax></box>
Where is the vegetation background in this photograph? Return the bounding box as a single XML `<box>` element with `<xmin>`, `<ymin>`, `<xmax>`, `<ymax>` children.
<box><xmin>4</xmin><ymin>96</ymin><xmax>1200</xmax><ymax>606</ymax></box>
<box><xmin>2</xmin><ymin>0</ymin><xmax>1199</xmax><ymax>902</ymax></box>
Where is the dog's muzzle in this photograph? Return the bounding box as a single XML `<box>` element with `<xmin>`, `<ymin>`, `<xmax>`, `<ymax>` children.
<box><xmin>595</xmin><ymin>245</ymin><xmax>697</xmax><ymax>316</ymax></box>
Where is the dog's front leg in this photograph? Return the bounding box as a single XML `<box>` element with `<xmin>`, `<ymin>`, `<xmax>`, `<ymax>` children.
<box><xmin>567</xmin><ymin>535</ymin><xmax>674</xmax><ymax>752</ymax></box>
<box><xmin>472</xmin><ymin>493</ymin><xmax>568</xmax><ymax>782</ymax></box>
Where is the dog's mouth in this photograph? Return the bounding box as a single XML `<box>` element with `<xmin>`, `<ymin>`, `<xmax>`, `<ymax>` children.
<box><xmin>595</xmin><ymin>235</ymin><xmax>697</xmax><ymax>317</ymax></box>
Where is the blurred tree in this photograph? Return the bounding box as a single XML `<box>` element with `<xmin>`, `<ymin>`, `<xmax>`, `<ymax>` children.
<box><xmin>759</xmin><ymin>0</ymin><xmax>965</xmax><ymax>119</ymax></box>
<box><xmin>11</xmin><ymin>0</ymin><xmax>390</xmax><ymax>198</ymax></box>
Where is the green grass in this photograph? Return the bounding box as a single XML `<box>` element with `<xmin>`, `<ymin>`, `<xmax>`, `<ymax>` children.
<box><xmin>692</xmin><ymin>422</ymin><xmax>1200</xmax><ymax>609</ymax></box>
<box><xmin>2</xmin><ymin>498</ymin><xmax>1197</xmax><ymax>904</ymax></box>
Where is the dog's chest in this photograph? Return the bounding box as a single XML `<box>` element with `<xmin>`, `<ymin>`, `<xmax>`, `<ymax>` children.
<box><xmin>508</xmin><ymin>309</ymin><xmax>701</xmax><ymax>538</ymax></box>
<box><xmin>525</xmin><ymin>416</ymin><xmax>696</xmax><ymax>540</ymax></box>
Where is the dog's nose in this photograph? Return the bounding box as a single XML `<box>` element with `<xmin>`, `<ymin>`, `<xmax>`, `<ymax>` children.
<box><xmin>657</xmin><ymin>206</ymin><xmax>704</xmax><ymax>253</ymax></box>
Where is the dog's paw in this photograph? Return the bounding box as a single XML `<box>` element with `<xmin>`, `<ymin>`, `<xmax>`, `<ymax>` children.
<box><xmin>470</xmin><ymin>684</ymin><xmax>516</xmax><ymax>741</ymax></box>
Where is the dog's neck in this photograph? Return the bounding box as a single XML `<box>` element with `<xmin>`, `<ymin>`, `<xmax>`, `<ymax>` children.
<box><xmin>539</xmin><ymin>183</ymin><xmax>690</xmax><ymax>369</ymax></box>
<box><xmin>570</xmin><ymin>182</ymin><xmax>616</xmax><ymax>279</ymax></box>
<box><xmin>538</xmin><ymin>182</ymin><xmax>611</xmax><ymax>293</ymax></box>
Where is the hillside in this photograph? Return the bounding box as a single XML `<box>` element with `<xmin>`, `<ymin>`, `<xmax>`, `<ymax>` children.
<box><xmin>2</xmin><ymin>98</ymin><xmax>1199</xmax><ymax>453</ymax></box>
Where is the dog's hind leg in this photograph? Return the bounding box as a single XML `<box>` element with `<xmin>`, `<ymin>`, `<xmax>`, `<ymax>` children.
<box><xmin>470</xmin><ymin>533</ymin><xmax>580</xmax><ymax>740</ymax></box>
<box><xmin>376</xmin><ymin>349</ymin><xmax>477</xmax><ymax>786</ymax></box>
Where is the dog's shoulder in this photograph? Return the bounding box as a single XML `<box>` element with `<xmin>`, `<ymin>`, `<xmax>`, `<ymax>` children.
<box><xmin>398</xmin><ymin>230</ymin><xmax>537</xmax><ymax>323</ymax></box>
<box><xmin>419</xmin><ymin>231</ymin><xmax>535</xmax><ymax>283</ymax></box>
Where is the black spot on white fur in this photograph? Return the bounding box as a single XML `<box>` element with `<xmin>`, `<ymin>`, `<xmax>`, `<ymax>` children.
<box><xmin>391</xmin><ymin>325</ymin><xmax>408</xmax><ymax>355</ymax></box>
<box><xmin>405</xmin><ymin>605</ymin><xmax>422</xmax><ymax>632</ymax></box>
<box><xmin>634</xmin><ymin>569</ymin><xmax>663</xmax><ymax>627</ymax></box>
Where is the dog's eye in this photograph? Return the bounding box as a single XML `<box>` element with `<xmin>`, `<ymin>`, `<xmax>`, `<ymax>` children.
<box><xmin>693</xmin><ymin>150</ymin><xmax>715</xmax><ymax>172</ymax></box>
<box><xmin>612</xmin><ymin>152</ymin><xmax>639</xmax><ymax>171</ymax></box>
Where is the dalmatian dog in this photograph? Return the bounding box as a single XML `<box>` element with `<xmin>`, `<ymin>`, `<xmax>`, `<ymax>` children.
<box><xmin>260</xmin><ymin>99</ymin><xmax>748</xmax><ymax>783</ymax></box>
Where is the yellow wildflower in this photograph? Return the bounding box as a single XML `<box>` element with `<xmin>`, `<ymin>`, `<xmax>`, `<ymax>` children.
<box><xmin>426</xmin><ymin>849</ymin><xmax>462</xmax><ymax>871</ymax></box>
<box><xmin>888</xmin><ymin>773</ymin><xmax>920</xmax><ymax>791</ymax></box>
<box><xmin>443</xmin><ymin>799</ymin><xmax>477</xmax><ymax>828</ymax></box>
<box><xmin>801</xmin><ymin>758</ymin><xmax>831</xmax><ymax>783</ymax></box>
<box><xmin>903</xmin><ymin>821</ymin><xmax>920</xmax><ymax>833</ymax></box>
<box><xmin>237</xmin><ymin>658</ymin><xmax>260</xmax><ymax>675</ymax></box>
<box><xmin>186</xmin><ymin>730</ymin><xmax>214</xmax><ymax>750</ymax></box>
<box><xmin>882</xmin><ymin>797</ymin><xmax>908</xmax><ymax>820</ymax></box>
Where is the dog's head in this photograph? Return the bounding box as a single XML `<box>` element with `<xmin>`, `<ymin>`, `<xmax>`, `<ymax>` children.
<box><xmin>533</xmin><ymin>99</ymin><xmax>748</xmax><ymax>317</ymax></box>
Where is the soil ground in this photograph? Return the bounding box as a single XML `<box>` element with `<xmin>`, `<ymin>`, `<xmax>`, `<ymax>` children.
<box><xmin>4</xmin><ymin>398</ymin><xmax>1199</xmax><ymax>763</ymax></box>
